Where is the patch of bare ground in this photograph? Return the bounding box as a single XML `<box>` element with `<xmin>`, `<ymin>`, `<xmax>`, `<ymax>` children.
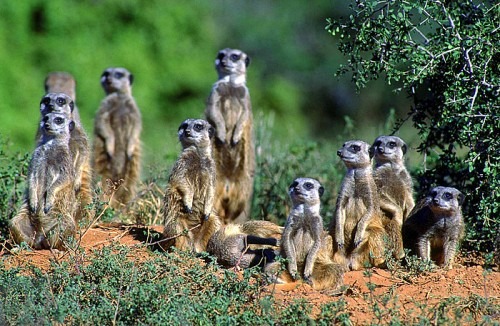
<box><xmin>1</xmin><ymin>224</ymin><xmax>498</xmax><ymax>324</ymax></box>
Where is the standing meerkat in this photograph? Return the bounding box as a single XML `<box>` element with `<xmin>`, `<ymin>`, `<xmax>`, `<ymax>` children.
<box><xmin>10</xmin><ymin>112</ymin><xmax>77</xmax><ymax>250</ymax></box>
<box><xmin>330</xmin><ymin>140</ymin><xmax>387</xmax><ymax>270</ymax></box>
<box><xmin>266</xmin><ymin>178</ymin><xmax>344</xmax><ymax>290</ymax></box>
<box><xmin>205</xmin><ymin>48</ymin><xmax>255</xmax><ymax>224</ymax></box>
<box><xmin>372</xmin><ymin>135</ymin><xmax>415</xmax><ymax>259</ymax></box>
<box><xmin>162</xmin><ymin>119</ymin><xmax>220</xmax><ymax>253</ymax></box>
<box><xmin>403</xmin><ymin>186</ymin><xmax>465</xmax><ymax>269</ymax></box>
<box><xmin>93</xmin><ymin>67</ymin><xmax>142</xmax><ymax>209</ymax></box>
<box><xmin>41</xmin><ymin>79</ymin><xmax>93</xmax><ymax>223</ymax></box>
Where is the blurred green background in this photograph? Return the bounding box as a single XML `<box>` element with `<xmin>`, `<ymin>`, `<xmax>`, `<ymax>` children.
<box><xmin>0</xmin><ymin>0</ymin><xmax>416</xmax><ymax>170</ymax></box>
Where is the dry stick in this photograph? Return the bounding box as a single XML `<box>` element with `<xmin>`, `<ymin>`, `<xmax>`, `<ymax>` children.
<box><xmin>130</xmin><ymin>223</ymin><xmax>202</xmax><ymax>248</ymax></box>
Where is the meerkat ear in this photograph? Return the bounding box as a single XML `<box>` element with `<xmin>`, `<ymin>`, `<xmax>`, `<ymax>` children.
<box><xmin>456</xmin><ymin>191</ymin><xmax>465</xmax><ymax>205</ymax></box>
<box><xmin>129</xmin><ymin>74</ymin><xmax>134</xmax><ymax>85</ymax></box>
<box><xmin>69</xmin><ymin>121</ymin><xmax>75</xmax><ymax>132</ymax></box>
<box><xmin>401</xmin><ymin>142</ymin><xmax>408</xmax><ymax>154</ymax></box>
<box><xmin>245</xmin><ymin>56</ymin><xmax>251</xmax><ymax>67</ymax></box>
<box><xmin>368</xmin><ymin>146</ymin><xmax>375</xmax><ymax>158</ymax></box>
<box><xmin>318</xmin><ymin>186</ymin><xmax>325</xmax><ymax>197</ymax></box>
<box><xmin>208</xmin><ymin>126</ymin><xmax>215</xmax><ymax>139</ymax></box>
<box><xmin>69</xmin><ymin>101</ymin><xmax>75</xmax><ymax>112</ymax></box>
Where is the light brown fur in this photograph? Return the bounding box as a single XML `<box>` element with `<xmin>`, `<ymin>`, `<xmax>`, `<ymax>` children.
<box><xmin>403</xmin><ymin>186</ymin><xmax>465</xmax><ymax>269</ymax></box>
<box><xmin>372</xmin><ymin>135</ymin><xmax>415</xmax><ymax>259</ymax></box>
<box><xmin>330</xmin><ymin>140</ymin><xmax>387</xmax><ymax>270</ymax></box>
<box><xmin>162</xmin><ymin>119</ymin><xmax>220</xmax><ymax>253</ymax></box>
<box><xmin>10</xmin><ymin>112</ymin><xmax>77</xmax><ymax>250</ymax></box>
<box><xmin>207</xmin><ymin>220</ymin><xmax>282</xmax><ymax>269</ymax></box>
<box><xmin>42</xmin><ymin>75</ymin><xmax>93</xmax><ymax>222</ymax></box>
<box><xmin>93</xmin><ymin>67</ymin><xmax>141</xmax><ymax>209</ymax></box>
<box><xmin>266</xmin><ymin>178</ymin><xmax>345</xmax><ymax>291</ymax></box>
<box><xmin>205</xmin><ymin>48</ymin><xmax>255</xmax><ymax>224</ymax></box>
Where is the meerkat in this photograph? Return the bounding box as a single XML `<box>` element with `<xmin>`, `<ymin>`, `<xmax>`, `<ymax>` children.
<box><xmin>205</xmin><ymin>48</ymin><xmax>255</xmax><ymax>224</ymax></box>
<box><xmin>402</xmin><ymin>186</ymin><xmax>465</xmax><ymax>269</ymax></box>
<box><xmin>10</xmin><ymin>112</ymin><xmax>77</xmax><ymax>250</ymax></box>
<box><xmin>162</xmin><ymin>119</ymin><xmax>221</xmax><ymax>253</ymax></box>
<box><xmin>372</xmin><ymin>135</ymin><xmax>415</xmax><ymax>259</ymax></box>
<box><xmin>207</xmin><ymin>220</ymin><xmax>283</xmax><ymax>269</ymax></box>
<box><xmin>265</xmin><ymin>178</ymin><xmax>345</xmax><ymax>290</ymax></box>
<box><xmin>39</xmin><ymin>87</ymin><xmax>93</xmax><ymax>223</ymax></box>
<box><xmin>93</xmin><ymin>67</ymin><xmax>142</xmax><ymax>209</ymax></box>
<box><xmin>329</xmin><ymin>140</ymin><xmax>387</xmax><ymax>271</ymax></box>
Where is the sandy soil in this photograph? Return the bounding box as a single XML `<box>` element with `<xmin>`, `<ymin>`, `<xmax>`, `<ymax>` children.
<box><xmin>2</xmin><ymin>224</ymin><xmax>499</xmax><ymax>324</ymax></box>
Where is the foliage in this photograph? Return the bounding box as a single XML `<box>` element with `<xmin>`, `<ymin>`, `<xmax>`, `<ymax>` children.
<box><xmin>327</xmin><ymin>0</ymin><xmax>499</xmax><ymax>251</ymax></box>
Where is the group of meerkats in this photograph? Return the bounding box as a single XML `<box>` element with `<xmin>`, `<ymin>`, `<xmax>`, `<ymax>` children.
<box><xmin>8</xmin><ymin>48</ymin><xmax>465</xmax><ymax>292</ymax></box>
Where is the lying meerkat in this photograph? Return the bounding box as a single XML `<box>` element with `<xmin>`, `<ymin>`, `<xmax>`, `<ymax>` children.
<box><xmin>403</xmin><ymin>186</ymin><xmax>465</xmax><ymax>269</ymax></box>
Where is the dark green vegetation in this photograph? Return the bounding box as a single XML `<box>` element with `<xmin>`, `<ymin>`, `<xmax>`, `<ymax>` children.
<box><xmin>0</xmin><ymin>1</ymin><xmax>498</xmax><ymax>324</ymax></box>
<box><xmin>327</xmin><ymin>0</ymin><xmax>499</xmax><ymax>252</ymax></box>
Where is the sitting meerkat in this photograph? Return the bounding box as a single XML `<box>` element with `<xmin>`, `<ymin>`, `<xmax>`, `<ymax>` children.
<box><xmin>93</xmin><ymin>67</ymin><xmax>142</xmax><ymax>209</ymax></box>
<box><xmin>266</xmin><ymin>178</ymin><xmax>345</xmax><ymax>291</ymax></box>
<box><xmin>330</xmin><ymin>140</ymin><xmax>387</xmax><ymax>270</ymax></box>
<box><xmin>162</xmin><ymin>119</ymin><xmax>220</xmax><ymax>253</ymax></box>
<box><xmin>10</xmin><ymin>112</ymin><xmax>77</xmax><ymax>250</ymax></box>
<box><xmin>403</xmin><ymin>186</ymin><xmax>465</xmax><ymax>269</ymax></box>
<box><xmin>205</xmin><ymin>48</ymin><xmax>255</xmax><ymax>224</ymax></box>
<box><xmin>372</xmin><ymin>135</ymin><xmax>415</xmax><ymax>259</ymax></box>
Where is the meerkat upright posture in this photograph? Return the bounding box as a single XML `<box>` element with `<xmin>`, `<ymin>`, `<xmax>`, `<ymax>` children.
<box><xmin>266</xmin><ymin>178</ymin><xmax>344</xmax><ymax>290</ymax></box>
<box><xmin>42</xmin><ymin>76</ymin><xmax>93</xmax><ymax>222</ymax></box>
<box><xmin>403</xmin><ymin>186</ymin><xmax>465</xmax><ymax>269</ymax></box>
<box><xmin>162</xmin><ymin>119</ymin><xmax>221</xmax><ymax>253</ymax></box>
<box><xmin>10</xmin><ymin>112</ymin><xmax>77</xmax><ymax>250</ymax></box>
<box><xmin>93</xmin><ymin>67</ymin><xmax>142</xmax><ymax>209</ymax></box>
<box><xmin>372</xmin><ymin>135</ymin><xmax>415</xmax><ymax>259</ymax></box>
<box><xmin>205</xmin><ymin>48</ymin><xmax>255</xmax><ymax>224</ymax></box>
<box><xmin>330</xmin><ymin>140</ymin><xmax>387</xmax><ymax>270</ymax></box>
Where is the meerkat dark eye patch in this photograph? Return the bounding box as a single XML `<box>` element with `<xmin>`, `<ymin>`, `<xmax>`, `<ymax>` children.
<box><xmin>216</xmin><ymin>52</ymin><xmax>225</xmax><ymax>61</ymax></box>
<box><xmin>194</xmin><ymin>123</ymin><xmax>203</xmax><ymax>132</ymax></box>
<box><xmin>114</xmin><ymin>72</ymin><xmax>124</xmax><ymax>79</ymax></box>
<box><xmin>352</xmin><ymin>145</ymin><xmax>361</xmax><ymax>152</ymax></box>
<box><xmin>389</xmin><ymin>141</ymin><xmax>397</xmax><ymax>148</ymax></box>
<box><xmin>56</xmin><ymin>97</ymin><xmax>66</xmax><ymax>106</ymax></box>
<box><xmin>304</xmin><ymin>182</ymin><xmax>314</xmax><ymax>190</ymax></box>
<box><xmin>41</xmin><ymin>97</ymin><xmax>51</xmax><ymax>105</ymax></box>
<box><xmin>374</xmin><ymin>141</ymin><xmax>382</xmax><ymax>147</ymax></box>
<box><xmin>289</xmin><ymin>181</ymin><xmax>299</xmax><ymax>189</ymax></box>
<box><xmin>54</xmin><ymin>117</ymin><xmax>64</xmax><ymax>125</ymax></box>
<box><xmin>101</xmin><ymin>71</ymin><xmax>110</xmax><ymax>78</ymax></box>
<box><xmin>178</xmin><ymin>123</ymin><xmax>188</xmax><ymax>132</ymax></box>
<box><xmin>230</xmin><ymin>54</ymin><xmax>241</xmax><ymax>62</ymax></box>
<box><xmin>443</xmin><ymin>192</ymin><xmax>453</xmax><ymax>200</ymax></box>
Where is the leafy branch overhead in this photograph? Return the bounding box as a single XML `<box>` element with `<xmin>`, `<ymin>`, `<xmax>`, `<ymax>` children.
<box><xmin>327</xmin><ymin>0</ymin><xmax>499</xmax><ymax>251</ymax></box>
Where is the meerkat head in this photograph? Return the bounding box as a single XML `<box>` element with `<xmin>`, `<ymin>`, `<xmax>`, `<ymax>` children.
<box><xmin>177</xmin><ymin>119</ymin><xmax>214</xmax><ymax>149</ymax></box>
<box><xmin>215</xmin><ymin>48</ymin><xmax>250</xmax><ymax>84</ymax></box>
<box><xmin>427</xmin><ymin>186</ymin><xmax>464</xmax><ymax>215</ymax></box>
<box><xmin>288</xmin><ymin>177</ymin><xmax>324</xmax><ymax>207</ymax></box>
<box><xmin>41</xmin><ymin>112</ymin><xmax>74</xmax><ymax>137</ymax></box>
<box><xmin>100</xmin><ymin>67</ymin><xmax>134</xmax><ymax>95</ymax></box>
<box><xmin>337</xmin><ymin>140</ymin><xmax>374</xmax><ymax>169</ymax></box>
<box><xmin>40</xmin><ymin>93</ymin><xmax>75</xmax><ymax>118</ymax></box>
<box><xmin>44</xmin><ymin>72</ymin><xmax>76</xmax><ymax>99</ymax></box>
<box><xmin>372</xmin><ymin>135</ymin><xmax>407</xmax><ymax>166</ymax></box>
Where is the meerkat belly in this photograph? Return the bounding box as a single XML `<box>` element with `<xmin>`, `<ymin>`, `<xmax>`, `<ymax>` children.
<box><xmin>221</xmin><ymin>98</ymin><xmax>243</xmax><ymax>136</ymax></box>
<box><xmin>344</xmin><ymin>197</ymin><xmax>367</xmax><ymax>241</ymax></box>
<box><xmin>293</xmin><ymin>228</ymin><xmax>314</xmax><ymax>262</ymax></box>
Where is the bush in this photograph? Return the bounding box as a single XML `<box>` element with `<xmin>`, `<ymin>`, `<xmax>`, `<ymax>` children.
<box><xmin>327</xmin><ymin>0</ymin><xmax>499</xmax><ymax>251</ymax></box>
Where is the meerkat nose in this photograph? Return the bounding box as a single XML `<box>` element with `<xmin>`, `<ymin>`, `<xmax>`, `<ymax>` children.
<box><xmin>337</xmin><ymin>150</ymin><xmax>342</xmax><ymax>157</ymax></box>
